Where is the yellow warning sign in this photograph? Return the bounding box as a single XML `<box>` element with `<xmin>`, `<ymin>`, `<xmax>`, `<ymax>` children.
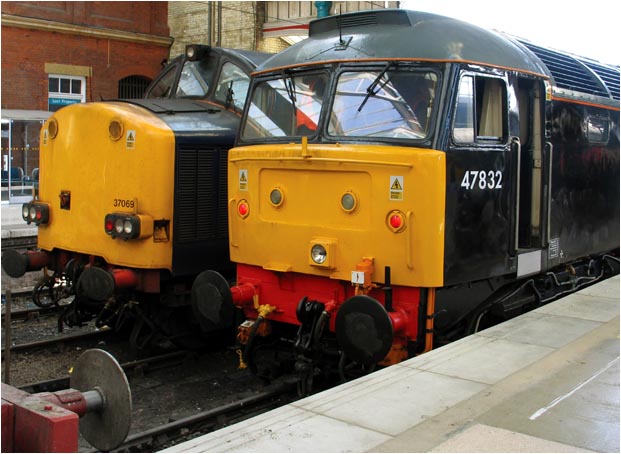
<box><xmin>126</xmin><ymin>130</ymin><xmax>136</xmax><ymax>149</ymax></box>
<box><xmin>239</xmin><ymin>169</ymin><xmax>248</xmax><ymax>190</ymax></box>
<box><xmin>42</xmin><ymin>129</ymin><xmax>49</xmax><ymax>145</ymax></box>
<box><xmin>390</xmin><ymin>176</ymin><xmax>403</xmax><ymax>201</ymax></box>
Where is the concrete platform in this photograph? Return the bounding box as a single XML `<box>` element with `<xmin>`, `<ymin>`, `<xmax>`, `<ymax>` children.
<box><xmin>1</xmin><ymin>203</ymin><xmax>37</xmax><ymax>240</ymax></box>
<box><xmin>162</xmin><ymin>275</ymin><xmax>620</xmax><ymax>453</ymax></box>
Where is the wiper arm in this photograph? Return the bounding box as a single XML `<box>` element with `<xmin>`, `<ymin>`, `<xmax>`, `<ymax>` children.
<box><xmin>357</xmin><ymin>63</ymin><xmax>394</xmax><ymax>112</ymax></box>
<box><xmin>224</xmin><ymin>80</ymin><xmax>234</xmax><ymax>108</ymax></box>
<box><xmin>283</xmin><ymin>71</ymin><xmax>297</xmax><ymax>107</ymax></box>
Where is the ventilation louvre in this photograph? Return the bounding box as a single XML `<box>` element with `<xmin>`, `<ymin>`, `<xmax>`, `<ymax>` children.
<box><xmin>518</xmin><ymin>40</ymin><xmax>619</xmax><ymax>100</ymax></box>
<box><xmin>175</xmin><ymin>144</ymin><xmax>228</xmax><ymax>243</ymax></box>
<box><xmin>310</xmin><ymin>10</ymin><xmax>410</xmax><ymax>36</ymax></box>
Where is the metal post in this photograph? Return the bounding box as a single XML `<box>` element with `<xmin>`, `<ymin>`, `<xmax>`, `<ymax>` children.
<box><xmin>4</xmin><ymin>290</ymin><xmax>12</xmax><ymax>384</ymax></box>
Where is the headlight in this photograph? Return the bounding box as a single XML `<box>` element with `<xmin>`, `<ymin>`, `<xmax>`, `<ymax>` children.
<box><xmin>105</xmin><ymin>213</ymin><xmax>153</xmax><ymax>240</ymax></box>
<box><xmin>109</xmin><ymin>119</ymin><xmax>124</xmax><ymax>141</ymax></box>
<box><xmin>269</xmin><ymin>188</ymin><xmax>284</xmax><ymax>207</ymax></box>
<box><xmin>47</xmin><ymin>118</ymin><xmax>59</xmax><ymax>139</ymax></box>
<box><xmin>340</xmin><ymin>191</ymin><xmax>358</xmax><ymax>212</ymax></box>
<box><xmin>310</xmin><ymin>244</ymin><xmax>327</xmax><ymax>265</ymax></box>
<box><xmin>114</xmin><ymin>218</ymin><xmax>124</xmax><ymax>234</ymax></box>
<box><xmin>22</xmin><ymin>202</ymin><xmax>50</xmax><ymax>225</ymax></box>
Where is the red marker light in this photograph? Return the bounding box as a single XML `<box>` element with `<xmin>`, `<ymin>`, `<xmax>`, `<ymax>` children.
<box><xmin>237</xmin><ymin>200</ymin><xmax>249</xmax><ymax>218</ymax></box>
<box><xmin>105</xmin><ymin>218</ymin><xmax>115</xmax><ymax>232</ymax></box>
<box><xmin>387</xmin><ymin>210</ymin><xmax>406</xmax><ymax>232</ymax></box>
<box><xmin>390</xmin><ymin>214</ymin><xmax>402</xmax><ymax>229</ymax></box>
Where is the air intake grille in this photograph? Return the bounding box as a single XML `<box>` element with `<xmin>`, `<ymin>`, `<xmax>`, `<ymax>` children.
<box><xmin>175</xmin><ymin>145</ymin><xmax>228</xmax><ymax>243</ymax></box>
<box><xmin>519</xmin><ymin>41</ymin><xmax>618</xmax><ymax>100</ymax></box>
<box><xmin>310</xmin><ymin>10</ymin><xmax>410</xmax><ymax>36</ymax></box>
<box><xmin>336</xmin><ymin>14</ymin><xmax>379</xmax><ymax>29</ymax></box>
<box><xmin>579</xmin><ymin>59</ymin><xmax>620</xmax><ymax>101</ymax></box>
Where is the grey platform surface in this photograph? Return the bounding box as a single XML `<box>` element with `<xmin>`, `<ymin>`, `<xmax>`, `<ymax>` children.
<box><xmin>1</xmin><ymin>203</ymin><xmax>37</xmax><ymax>239</ymax></box>
<box><xmin>162</xmin><ymin>275</ymin><xmax>620</xmax><ymax>453</ymax></box>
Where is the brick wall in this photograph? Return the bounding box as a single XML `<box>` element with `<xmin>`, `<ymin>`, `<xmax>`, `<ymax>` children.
<box><xmin>1</xmin><ymin>1</ymin><xmax>171</xmax><ymax>110</ymax></box>
<box><xmin>168</xmin><ymin>1</ymin><xmax>261</xmax><ymax>56</ymax></box>
<box><xmin>1</xmin><ymin>2</ymin><xmax>169</xmax><ymax>36</ymax></box>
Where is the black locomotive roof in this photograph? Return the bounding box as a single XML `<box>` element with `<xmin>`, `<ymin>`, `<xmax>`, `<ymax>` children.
<box><xmin>220</xmin><ymin>48</ymin><xmax>273</xmax><ymax>68</ymax></box>
<box><xmin>256</xmin><ymin>9</ymin><xmax>620</xmax><ymax>102</ymax></box>
<box><xmin>165</xmin><ymin>47</ymin><xmax>272</xmax><ymax>71</ymax></box>
<box><xmin>257</xmin><ymin>10</ymin><xmax>548</xmax><ymax>76</ymax></box>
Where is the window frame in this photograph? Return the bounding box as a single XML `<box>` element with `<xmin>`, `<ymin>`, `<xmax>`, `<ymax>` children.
<box><xmin>451</xmin><ymin>72</ymin><xmax>509</xmax><ymax>146</ymax></box>
<box><xmin>48</xmin><ymin>74</ymin><xmax>86</xmax><ymax>111</ymax></box>
<box><xmin>326</xmin><ymin>65</ymin><xmax>439</xmax><ymax>142</ymax></box>
<box><xmin>213</xmin><ymin>61</ymin><xmax>251</xmax><ymax>111</ymax></box>
<box><xmin>240</xmin><ymin>69</ymin><xmax>331</xmax><ymax>142</ymax></box>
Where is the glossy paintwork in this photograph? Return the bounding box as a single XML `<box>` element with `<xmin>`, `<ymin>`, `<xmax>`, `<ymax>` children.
<box><xmin>257</xmin><ymin>9</ymin><xmax>549</xmax><ymax>78</ymax></box>
<box><xmin>229</xmin><ymin>143</ymin><xmax>446</xmax><ymax>287</ymax></box>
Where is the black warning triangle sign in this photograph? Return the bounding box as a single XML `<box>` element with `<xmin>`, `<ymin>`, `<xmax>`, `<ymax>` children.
<box><xmin>240</xmin><ymin>171</ymin><xmax>247</xmax><ymax>182</ymax></box>
<box><xmin>391</xmin><ymin>177</ymin><xmax>402</xmax><ymax>191</ymax></box>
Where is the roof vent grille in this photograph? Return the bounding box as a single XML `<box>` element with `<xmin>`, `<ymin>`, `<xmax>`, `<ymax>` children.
<box><xmin>519</xmin><ymin>40</ymin><xmax>618</xmax><ymax>100</ymax></box>
<box><xmin>310</xmin><ymin>10</ymin><xmax>410</xmax><ymax>36</ymax></box>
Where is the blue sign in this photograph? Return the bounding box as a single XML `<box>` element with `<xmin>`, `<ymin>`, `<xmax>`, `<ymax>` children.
<box><xmin>48</xmin><ymin>98</ymin><xmax>81</xmax><ymax>111</ymax></box>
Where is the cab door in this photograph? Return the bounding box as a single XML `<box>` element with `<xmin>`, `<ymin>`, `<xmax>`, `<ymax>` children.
<box><xmin>444</xmin><ymin>71</ymin><xmax>515</xmax><ymax>285</ymax></box>
<box><xmin>514</xmin><ymin>77</ymin><xmax>548</xmax><ymax>277</ymax></box>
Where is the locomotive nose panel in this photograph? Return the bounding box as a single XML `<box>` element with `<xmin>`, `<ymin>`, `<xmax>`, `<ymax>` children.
<box><xmin>229</xmin><ymin>143</ymin><xmax>446</xmax><ymax>287</ymax></box>
<box><xmin>37</xmin><ymin>102</ymin><xmax>176</xmax><ymax>269</ymax></box>
<box><xmin>258</xmin><ymin>169</ymin><xmax>372</xmax><ymax>228</ymax></box>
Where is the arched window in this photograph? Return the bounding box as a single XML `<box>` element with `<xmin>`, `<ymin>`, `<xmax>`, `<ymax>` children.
<box><xmin>118</xmin><ymin>75</ymin><xmax>152</xmax><ymax>99</ymax></box>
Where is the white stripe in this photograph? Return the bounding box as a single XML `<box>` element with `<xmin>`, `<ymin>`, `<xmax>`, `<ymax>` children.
<box><xmin>529</xmin><ymin>356</ymin><xmax>619</xmax><ymax>421</ymax></box>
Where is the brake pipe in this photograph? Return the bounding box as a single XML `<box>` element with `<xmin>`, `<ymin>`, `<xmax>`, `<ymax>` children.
<box><xmin>111</xmin><ymin>268</ymin><xmax>140</xmax><ymax>289</ymax></box>
<box><xmin>230</xmin><ymin>282</ymin><xmax>257</xmax><ymax>308</ymax></box>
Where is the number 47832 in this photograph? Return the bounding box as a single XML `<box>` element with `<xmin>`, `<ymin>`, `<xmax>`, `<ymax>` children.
<box><xmin>460</xmin><ymin>170</ymin><xmax>503</xmax><ymax>190</ymax></box>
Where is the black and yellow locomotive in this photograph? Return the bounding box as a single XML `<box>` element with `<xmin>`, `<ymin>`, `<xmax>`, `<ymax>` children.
<box><xmin>2</xmin><ymin>45</ymin><xmax>270</xmax><ymax>349</ymax></box>
<box><xmin>193</xmin><ymin>9</ymin><xmax>619</xmax><ymax>386</ymax></box>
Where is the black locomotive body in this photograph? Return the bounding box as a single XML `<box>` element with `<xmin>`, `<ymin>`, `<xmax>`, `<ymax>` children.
<box><xmin>197</xmin><ymin>9</ymin><xmax>619</xmax><ymax>384</ymax></box>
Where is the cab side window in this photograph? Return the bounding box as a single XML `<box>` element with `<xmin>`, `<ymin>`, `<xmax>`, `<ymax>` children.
<box><xmin>214</xmin><ymin>62</ymin><xmax>250</xmax><ymax>110</ymax></box>
<box><xmin>145</xmin><ymin>64</ymin><xmax>178</xmax><ymax>99</ymax></box>
<box><xmin>453</xmin><ymin>75</ymin><xmax>507</xmax><ymax>144</ymax></box>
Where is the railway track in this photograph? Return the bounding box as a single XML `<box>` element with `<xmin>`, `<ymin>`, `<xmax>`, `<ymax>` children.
<box><xmin>2</xmin><ymin>327</ymin><xmax>111</xmax><ymax>354</ymax></box>
<box><xmin>19</xmin><ymin>350</ymin><xmax>190</xmax><ymax>394</ymax></box>
<box><xmin>1</xmin><ymin>235</ymin><xmax>37</xmax><ymax>250</ymax></box>
<box><xmin>116</xmin><ymin>379</ymin><xmax>299</xmax><ymax>452</ymax></box>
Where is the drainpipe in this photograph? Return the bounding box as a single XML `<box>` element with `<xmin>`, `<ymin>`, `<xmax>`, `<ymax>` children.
<box><xmin>315</xmin><ymin>1</ymin><xmax>332</xmax><ymax>18</ymax></box>
<box><xmin>216</xmin><ymin>1</ymin><xmax>222</xmax><ymax>47</ymax></box>
<box><xmin>207</xmin><ymin>2</ymin><xmax>212</xmax><ymax>46</ymax></box>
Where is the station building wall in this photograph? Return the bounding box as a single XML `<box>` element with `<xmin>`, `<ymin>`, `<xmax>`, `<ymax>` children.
<box><xmin>1</xmin><ymin>1</ymin><xmax>172</xmax><ymax>110</ymax></box>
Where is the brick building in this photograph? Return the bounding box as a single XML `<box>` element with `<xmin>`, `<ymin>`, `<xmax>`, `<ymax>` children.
<box><xmin>1</xmin><ymin>1</ymin><xmax>171</xmax><ymax>203</ymax></box>
<box><xmin>1</xmin><ymin>1</ymin><xmax>172</xmax><ymax>110</ymax></box>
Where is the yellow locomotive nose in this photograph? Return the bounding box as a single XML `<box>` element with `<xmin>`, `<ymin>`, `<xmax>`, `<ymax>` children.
<box><xmin>229</xmin><ymin>143</ymin><xmax>446</xmax><ymax>288</ymax></box>
<box><xmin>37</xmin><ymin>102</ymin><xmax>175</xmax><ymax>270</ymax></box>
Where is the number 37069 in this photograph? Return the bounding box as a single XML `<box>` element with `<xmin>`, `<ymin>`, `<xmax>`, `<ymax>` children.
<box><xmin>460</xmin><ymin>170</ymin><xmax>503</xmax><ymax>190</ymax></box>
<box><xmin>113</xmin><ymin>198</ymin><xmax>135</xmax><ymax>208</ymax></box>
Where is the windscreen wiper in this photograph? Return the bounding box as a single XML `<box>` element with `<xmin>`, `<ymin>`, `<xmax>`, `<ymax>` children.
<box><xmin>225</xmin><ymin>80</ymin><xmax>234</xmax><ymax>108</ymax></box>
<box><xmin>357</xmin><ymin>62</ymin><xmax>394</xmax><ymax>112</ymax></box>
<box><xmin>283</xmin><ymin>71</ymin><xmax>297</xmax><ymax>107</ymax></box>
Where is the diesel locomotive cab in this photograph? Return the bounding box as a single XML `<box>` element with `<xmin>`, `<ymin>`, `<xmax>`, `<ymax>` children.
<box><xmin>2</xmin><ymin>45</ymin><xmax>271</xmax><ymax>351</ymax></box>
